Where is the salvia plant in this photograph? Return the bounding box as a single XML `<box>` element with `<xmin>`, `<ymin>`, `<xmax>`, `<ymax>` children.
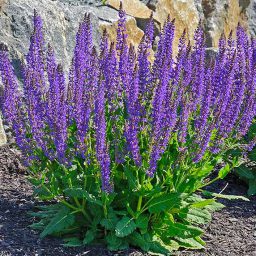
<box><xmin>233</xmin><ymin>120</ymin><xmax>256</xmax><ymax>196</ymax></box>
<box><xmin>0</xmin><ymin>5</ymin><xmax>255</xmax><ymax>254</ymax></box>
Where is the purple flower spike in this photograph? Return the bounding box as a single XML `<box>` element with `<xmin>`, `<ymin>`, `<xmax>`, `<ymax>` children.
<box><xmin>95</xmin><ymin>75</ymin><xmax>112</xmax><ymax>192</ymax></box>
<box><xmin>125</xmin><ymin>65</ymin><xmax>142</xmax><ymax>166</ymax></box>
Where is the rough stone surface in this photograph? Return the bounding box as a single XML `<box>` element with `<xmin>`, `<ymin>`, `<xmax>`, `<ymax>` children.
<box><xmin>0</xmin><ymin>0</ymin><xmax>255</xmax><ymax>72</ymax></box>
<box><xmin>154</xmin><ymin>0</ymin><xmax>201</xmax><ymax>54</ymax></box>
<box><xmin>0</xmin><ymin>115</ymin><xmax>7</xmax><ymax>146</ymax></box>
<box><xmin>202</xmin><ymin>0</ymin><xmax>248</xmax><ymax>47</ymax></box>
<box><xmin>107</xmin><ymin>0</ymin><xmax>152</xmax><ymax>18</ymax></box>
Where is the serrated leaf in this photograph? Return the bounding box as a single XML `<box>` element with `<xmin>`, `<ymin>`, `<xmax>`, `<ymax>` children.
<box><xmin>115</xmin><ymin>216</ymin><xmax>136</xmax><ymax>237</ymax></box>
<box><xmin>28</xmin><ymin>177</ymin><xmax>42</xmax><ymax>186</ymax></box>
<box><xmin>28</xmin><ymin>210</ymin><xmax>56</xmax><ymax>219</ymax></box>
<box><xmin>218</xmin><ymin>163</ymin><xmax>230</xmax><ymax>179</ymax></box>
<box><xmin>248</xmin><ymin>180</ymin><xmax>256</xmax><ymax>196</ymax></box>
<box><xmin>248</xmin><ymin>148</ymin><xmax>256</xmax><ymax>161</ymax></box>
<box><xmin>165</xmin><ymin>222</ymin><xmax>203</xmax><ymax>238</ymax></box>
<box><xmin>36</xmin><ymin>204</ymin><xmax>61</xmax><ymax>211</ymax></box>
<box><xmin>191</xmin><ymin>199</ymin><xmax>215</xmax><ymax>208</ymax></box>
<box><xmin>63</xmin><ymin>237</ymin><xmax>82</xmax><ymax>247</ymax></box>
<box><xmin>148</xmin><ymin>193</ymin><xmax>182</xmax><ymax>213</ymax></box>
<box><xmin>248</xmin><ymin>123</ymin><xmax>256</xmax><ymax>140</ymax></box>
<box><xmin>128</xmin><ymin>231</ymin><xmax>150</xmax><ymax>251</ymax></box>
<box><xmin>212</xmin><ymin>193</ymin><xmax>249</xmax><ymax>201</ymax></box>
<box><xmin>204</xmin><ymin>201</ymin><xmax>225</xmax><ymax>212</ymax></box>
<box><xmin>124</xmin><ymin>166</ymin><xmax>140</xmax><ymax>190</ymax></box>
<box><xmin>175</xmin><ymin>237</ymin><xmax>205</xmax><ymax>249</ymax></box>
<box><xmin>135</xmin><ymin>214</ymin><xmax>149</xmax><ymax>232</ymax></box>
<box><xmin>83</xmin><ymin>229</ymin><xmax>96</xmax><ymax>245</ymax></box>
<box><xmin>106</xmin><ymin>232</ymin><xmax>129</xmax><ymax>251</ymax></box>
<box><xmin>29</xmin><ymin>219</ymin><xmax>48</xmax><ymax>231</ymax></box>
<box><xmin>64</xmin><ymin>188</ymin><xmax>102</xmax><ymax>206</ymax></box>
<box><xmin>34</xmin><ymin>186</ymin><xmax>54</xmax><ymax>200</ymax></box>
<box><xmin>40</xmin><ymin>206</ymin><xmax>75</xmax><ymax>238</ymax></box>
<box><xmin>100</xmin><ymin>212</ymin><xmax>118</xmax><ymax>230</ymax></box>
<box><xmin>202</xmin><ymin>190</ymin><xmax>249</xmax><ymax>201</ymax></box>
<box><xmin>236</xmin><ymin>165</ymin><xmax>255</xmax><ymax>180</ymax></box>
<box><xmin>149</xmin><ymin>236</ymin><xmax>178</xmax><ymax>255</ymax></box>
<box><xmin>184</xmin><ymin>208</ymin><xmax>212</xmax><ymax>224</ymax></box>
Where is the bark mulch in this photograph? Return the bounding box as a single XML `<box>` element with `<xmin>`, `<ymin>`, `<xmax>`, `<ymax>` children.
<box><xmin>0</xmin><ymin>144</ymin><xmax>255</xmax><ymax>256</ymax></box>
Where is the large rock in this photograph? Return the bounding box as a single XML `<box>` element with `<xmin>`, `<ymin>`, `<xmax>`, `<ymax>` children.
<box><xmin>246</xmin><ymin>0</ymin><xmax>256</xmax><ymax>36</ymax></box>
<box><xmin>202</xmin><ymin>0</ymin><xmax>249</xmax><ymax>47</ymax></box>
<box><xmin>0</xmin><ymin>0</ymin><xmax>255</xmax><ymax>69</ymax></box>
<box><xmin>0</xmin><ymin>0</ymin><xmax>143</xmax><ymax>74</ymax></box>
<box><xmin>0</xmin><ymin>115</ymin><xmax>7</xmax><ymax>146</ymax></box>
<box><xmin>107</xmin><ymin>0</ymin><xmax>152</xmax><ymax>19</ymax></box>
<box><xmin>0</xmin><ymin>0</ymin><xmax>144</xmax><ymax>146</ymax></box>
<box><xmin>153</xmin><ymin>0</ymin><xmax>201</xmax><ymax>54</ymax></box>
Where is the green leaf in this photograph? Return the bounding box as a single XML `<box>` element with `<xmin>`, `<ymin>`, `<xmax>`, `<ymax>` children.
<box><xmin>203</xmin><ymin>191</ymin><xmax>249</xmax><ymax>201</ymax></box>
<box><xmin>34</xmin><ymin>186</ymin><xmax>54</xmax><ymax>200</ymax></box>
<box><xmin>29</xmin><ymin>219</ymin><xmax>48</xmax><ymax>231</ymax></box>
<box><xmin>40</xmin><ymin>206</ymin><xmax>75</xmax><ymax>238</ymax></box>
<box><xmin>63</xmin><ymin>237</ymin><xmax>82</xmax><ymax>247</ymax></box>
<box><xmin>248</xmin><ymin>148</ymin><xmax>256</xmax><ymax>161</ymax></box>
<box><xmin>248</xmin><ymin>180</ymin><xmax>256</xmax><ymax>196</ymax></box>
<box><xmin>175</xmin><ymin>237</ymin><xmax>205</xmax><ymax>249</ymax></box>
<box><xmin>135</xmin><ymin>214</ymin><xmax>149</xmax><ymax>233</ymax></box>
<box><xmin>213</xmin><ymin>193</ymin><xmax>249</xmax><ymax>201</ymax></box>
<box><xmin>28</xmin><ymin>177</ymin><xmax>43</xmax><ymax>186</ymax></box>
<box><xmin>181</xmin><ymin>208</ymin><xmax>212</xmax><ymax>225</ymax></box>
<box><xmin>204</xmin><ymin>201</ymin><xmax>225</xmax><ymax>212</ymax></box>
<box><xmin>124</xmin><ymin>166</ymin><xmax>140</xmax><ymax>190</ymax></box>
<box><xmin>235</xmin><ymin>165</ymin><xmax>255</xmax><ymax>180</ymax></box>
<box><xmin>248</xmin><ymin>122</ymin><xmax>256</xmax><ymax>140</ymax></box>
<box><xmin>218</xmin><ymin>163</ymin><xmax>230</xmax><ymax>179</ymax></box>
<box><xmin>106</xmin><ymin>232</ymin><xmax>129</xmax><ymax>251</ymax></box>
<box><xmin>28</xmin><ymin>210</ymin><xmax>56</xmax><ymax>219</ymax></box>
<box><xmin>191</xmin><ymin>199</ymin><xmax>215</xmax><ymax>208</ymax></box>
<box><xmin>149</xmin><ymin>235</ymin><xmax>178</xmax><ymax>255</ymax></box>
<box><xmin>100</xmin><ymin>211</ymin><xmax>119</xmax><ymax>230</ymax></box>
<box><xmin>164</xmin><ymin>222</ymin><xmax>203</xmax><ymax>238</ymax></box>
<box><xmin>64</xmin><ymin>188</ymin><xmax>102</xmax><ymax>206</ymax></box>
<box><xmin>83</xmin><ymin>229</ymin><xmax>96</xmax><ymax>245</ymax></box>
<box><xmin>115</xmin><ymin>216</ymin><xmax>136</xmax><ymax>237</ymax></box>
<box><xmin>128</xmin><ymin>231</ymin><xmax>150</xmax><ymax>251</ymax></box>
<box><xmin>148</xmin><ymin>193</ymin><xmax>182</xmax><ymax>213</ymax></box>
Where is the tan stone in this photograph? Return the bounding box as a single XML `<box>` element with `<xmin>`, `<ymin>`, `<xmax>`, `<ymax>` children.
<box><xmin>107</xmin><ymin>0</ymin><xmax>152</xmax><ymax>19</ymax></box>
<box><xmin>0</xmin><ymin>115</ymin><xmax>7</xmax><ymax>146</ymax></box>
<box><xmin>212</xmin><ymin>1</ymin><xmax>248</xmax><ymax>47</ymax></box>
<box><xmin>0</xmin><ymin>0</ymin><xmax>7</xmax><ymax>12</ymax></box>
<box><xmin>153</xmin><ymin>0</ymin><xmax>200</xmax><ymax>55</ymax></box>
<box><xmin>100</xmin><ymin>16</ymin><xmax>144</xmax><ymax>49</ymax></box>
<box><xmin>201</xmin><ymin>0</ymin><xmax>249</xmax><ymax>47</ymax></box>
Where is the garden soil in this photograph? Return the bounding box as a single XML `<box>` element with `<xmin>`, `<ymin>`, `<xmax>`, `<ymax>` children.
<box><xmin>0</xmin><ymin>145</ymin><xmax>255</xmax><ymax>256</ymax></box>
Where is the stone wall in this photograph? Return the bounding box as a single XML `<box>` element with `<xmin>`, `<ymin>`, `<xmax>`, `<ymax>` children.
<box><xmin>0</xmin><ymin>0</ymin><xmax>256</xmax><ymax>145</ymax></box>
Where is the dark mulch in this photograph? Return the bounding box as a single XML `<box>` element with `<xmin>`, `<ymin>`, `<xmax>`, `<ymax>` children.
<box><xmin>0</xmin><ymin>145</ymin><xmax>256</xmax><ymax>256</ymax></box>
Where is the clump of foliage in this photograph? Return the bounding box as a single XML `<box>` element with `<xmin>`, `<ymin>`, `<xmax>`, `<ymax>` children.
<box><xmin>0</xmin><ymin>5</ymin><xmax>255</xmax><ymax>254</ymax></box>
<box><xmin>232</xmin><ymin>120</ymin><xmax>256</xmax><ymax>196</ymax></box>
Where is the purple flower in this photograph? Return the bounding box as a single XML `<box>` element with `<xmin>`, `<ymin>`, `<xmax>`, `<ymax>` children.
<box><xmin>125</xmin><ymin>65</ymin><xmax>142</xmax><ymax>166</ymax></box>
<box><xmin>116</xmin><ymin>2</ymin><xmax>127</xmax><ymax>55</ymax></box>
<box><xmin>0</xmin><ymin>44</ymin><xmax>31</xmax><ymax>158</ymax></box>
<box><xmin>95</xmin><ymin>75</ymin><xmax>112</xmax><ymax>192</ymax></box>
<box><xmin>52</xmin><ymin>65</ymin><xmax>68</xmax><ymax>163</ymax></box>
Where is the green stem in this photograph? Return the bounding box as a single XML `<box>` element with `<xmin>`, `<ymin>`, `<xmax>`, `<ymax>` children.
<box><xmin>61</xmin><ymin>199</ymin><xmax>92</xmax><ymax>222</ymax></box>
<box><xmin>81</xmin><ymin>208</ymin><xmax>93</xmax><ymax>223</ymax></box>
<box><xmin>137</xmin><ymin>195</ymin><xmax>143</xmax><ymax>212</ymax></box>
<box><xmin>61</xmin><ymin>200</ymin><xmax>79</xmax><ymax>211</ymax></box>
<box><xmin>199</xmin><ymin>176</ymin><xmax>219</xmax><ymax>189</ymax></box>
<box><xmin>82</xmin><ymin>176</ymin><xmax>87</xmax><ymax>209</ymax></box>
